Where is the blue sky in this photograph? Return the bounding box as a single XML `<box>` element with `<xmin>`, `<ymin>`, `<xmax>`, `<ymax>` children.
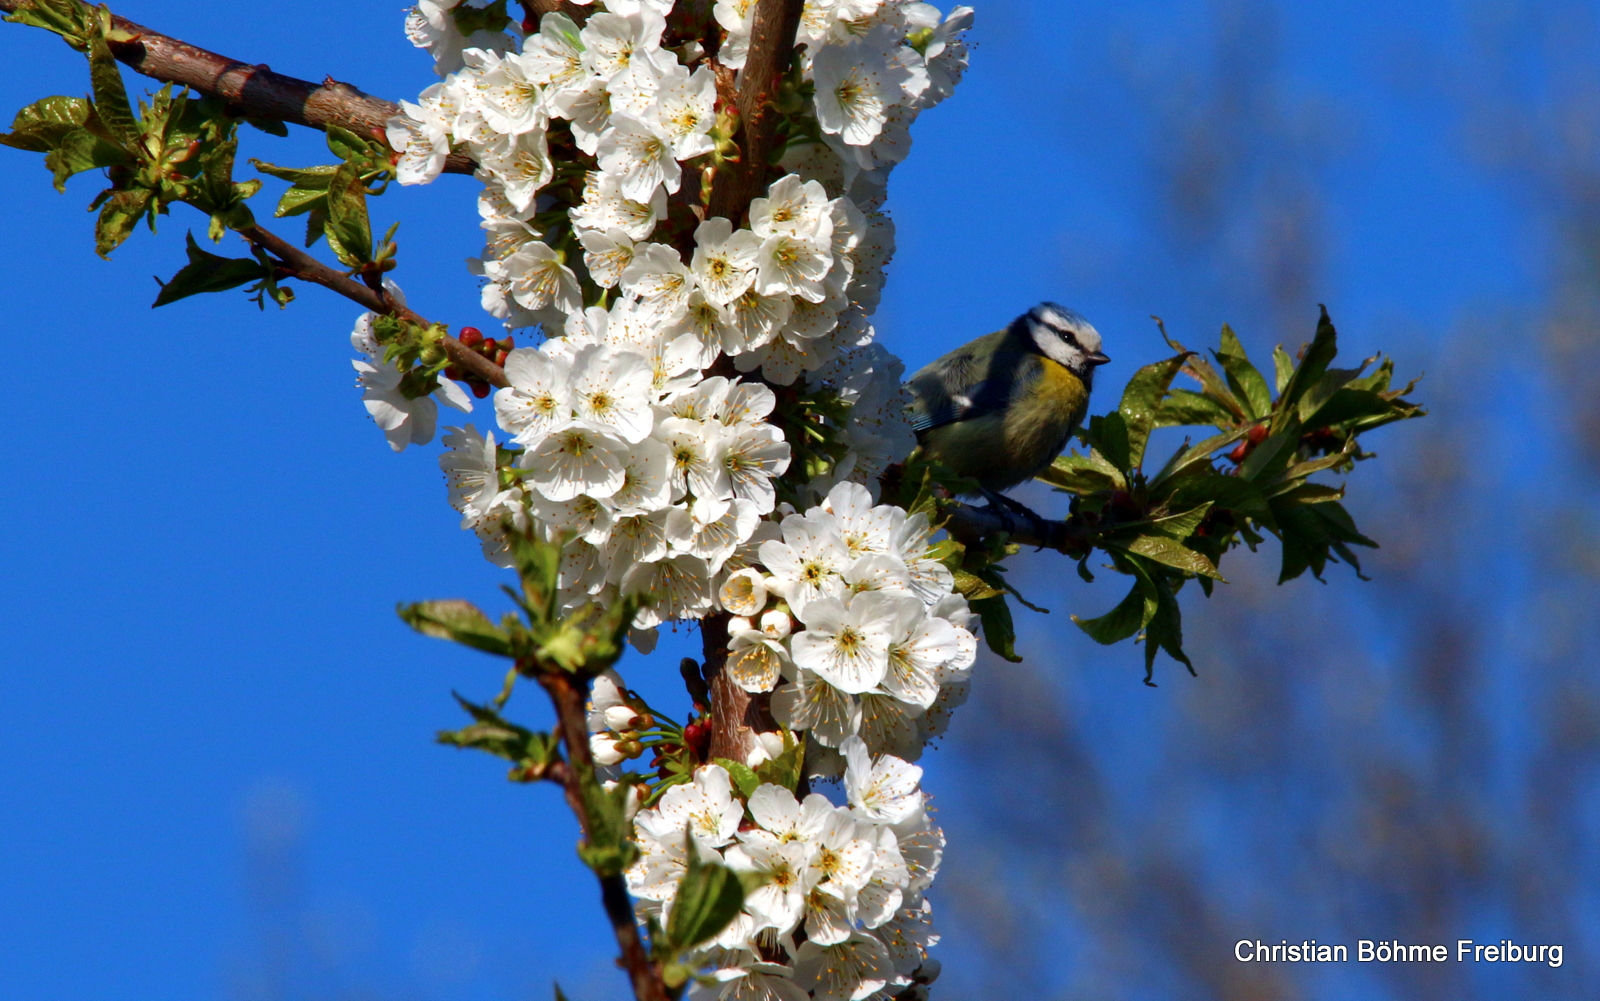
<box><xmin>0</xmin><ymin>2</ymin><xmax>1578</xmax><ymax>1000</ymax></box>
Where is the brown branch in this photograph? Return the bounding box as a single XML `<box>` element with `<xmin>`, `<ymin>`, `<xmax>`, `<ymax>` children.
<box><xmin>538</xmin><ymin>670</ymin><xmax>671</xmax><ymax>1001</ymax></box>
<box><xmin>0</xmin><ymin>0</ymin><xmax>476</xmax><ymax>173</ymax></box>
<box><xmin>702</xmin><ymin>611</ymin><xmax>779</xmax><ymax>764</ymax></box>
<box><xmin>237</xmin><ymin>223</ymin><xmax>509</xmax><ymax>388</ymax></box>
<box><xmin>940</xmin><ymin>501</ymin><xmax>1095</xmax><ymax>556</ymax></box>
<box><xmin>706</xmin><ymin>0</ymin><xmax>804</xmax><ymax>221</ymax></box>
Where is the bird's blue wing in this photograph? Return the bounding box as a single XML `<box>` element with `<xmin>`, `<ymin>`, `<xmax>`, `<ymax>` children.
<box><xmin>907</xmin><ymin>334</ymin><xmax>1032</xmax><ymax>434</ymax></box>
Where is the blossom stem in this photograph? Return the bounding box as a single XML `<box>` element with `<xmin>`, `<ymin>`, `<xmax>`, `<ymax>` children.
<box><xmin>537</xmin><ymin>668</ymin><xmax>671</xmax><ymax>1001</ymax></box>
<box><xmin>0</xmin><ymin>0</ymin><xmax>479</xmax><ymax>173</ymax></box>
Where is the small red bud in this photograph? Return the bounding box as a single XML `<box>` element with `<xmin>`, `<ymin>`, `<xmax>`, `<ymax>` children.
<box><xmin>499</xmin><ymin>337</ymin><xmax>514</xmax><ymax>352</ymax></box>
<box><xmin>458</xmin><ymin>326</ymin><xmax>483</xmax><ymax>346</ymax></box>
<box><xmin>1247</xmin><ymin>424</ymin><xmax>1270</xmax><ymax>445</ymax></box>
<box><xmin>471</xmin><ymin>381</ymin><xmax>492</xmax><ymax>399</ymax></box>
<box><xmin>495</xmin><ymin>349</ymin><xmax>510</xmax><ymax>366</ymax></box>
<box><xmin>1227</xmin><ymin>440</ymin><xmax>1250</xmax><ymax>463</ymax></box>
<box><xmin>444</xmin><ymin>365</ymin><xmax>462</xmax><ymax>380</ymax></box>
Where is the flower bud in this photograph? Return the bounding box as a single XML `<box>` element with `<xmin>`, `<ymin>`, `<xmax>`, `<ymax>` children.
<box><xmin>758</xmin><ymin>608</ymin><xmax>792</xmax><ymax>640</ymax></box>
<box><xmin>458</xmin><ymin>326</ymin><xmax>483</xmax><ymax>347</ymax></box>
<box><xmin>720</xmin><ymin>568</ymin><xmax>769</xmax><ymax>616</ymax></box>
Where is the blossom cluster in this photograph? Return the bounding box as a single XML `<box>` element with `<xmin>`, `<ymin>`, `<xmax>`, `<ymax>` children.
<box><xmin>626</xmin><ymin>745</ymin><xmax>942</xmax><ymax>1001</ymax></box>
<box><xmin>358</xmin><ymin>0</ymin><xmax>976</xmax><ymax>993</ymax></box>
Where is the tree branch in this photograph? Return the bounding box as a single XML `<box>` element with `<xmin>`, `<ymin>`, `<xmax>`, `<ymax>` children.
<box><xmin>707</xmin><ymin>0</ymin><xmax>804</xmax><ymax>221</ymax></box>
<box><xmin>0</xmin><ymin>0</ymin><xmax>476</xmax><ymax>172</ymax></box>
<box><xmin>940</xmin><ymin>501</ymin><xmax>1095</xmax><ymax>556</ymax></box>
<box><xmin>538</xmin><ymin>669</ymin><xmax>670</xmax><ymax>1001</ymax></box>
<box><xmin>236</xmin><ymin>222</ymin><xmax>508</xmax><ymax>388</ymax></box>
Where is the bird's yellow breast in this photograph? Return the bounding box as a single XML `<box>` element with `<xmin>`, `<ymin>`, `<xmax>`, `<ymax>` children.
<box><xmin>918</xmin><ymin>355</ymin><xmax>1089</xmax><ymax>492</ymax></box>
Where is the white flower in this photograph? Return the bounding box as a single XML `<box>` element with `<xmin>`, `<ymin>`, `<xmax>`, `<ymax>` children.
<box><xmin>622</xmin><ymin>553</ymin><xmax>716</xmax><ymax>625</ymax></box>
<box><xmin>578</xmin><ymin>227</ymin><xmax>636</xmax><ymax>288</ymax></box>
<box><xmin>789</xmin><ymin>591</ymin><xmax>902</xmax><ymax>694</ymax></box>
<box><xmin>598</xmin><ymin>113</ymin><xmax>681</xmax><ymax>202</ymax></box>
<box><xmin>657</xmin><ymin>417</ymin><xmax>731</xmax><ymax>500</ymax></box>
<box><xmin>476</xmin><ymin>130</ymin><xmax>554</xmax><ymax>213</ymax></box>
<box><xmin>521</xmin><ymin>12</ymin><xmax>587</xmax><ymax>98</ymax></box>
<box><xmin>792</xmin><ymin>932</ymin><xmax>894</xmax><ymax>1001</ymax></box>
<box><xmin>808</xmin><ymin>808</ymin><xmax>878</xmax><ymax>891</ymax></box>
<box><xmin>722</xmin><ymin>382</ymin><xmax>779</xmax><ymax>426</ymax></box>
<box><xmin>718</xmin><ymin>288</ymin><xmax>792</xmax><ymax>353</ymax></box>
<box><xmin>750</xmin><ymin>174</ymin><xmax>833</xmax><ymax>240</ymax></box>
<box><xmin>439</xmin><ymin>424</ymin><xmax>503</xmax><ymax>524</ymax></box>
<box><xmin>548</xmin><ymin>75</ymin><xmax>614</xmax><ymax>154</ymax></box>
<box><xmin>479</xmin><ymin>52</ymin><xmax>548</xmax><ymax>134</ymax></box>
<box><xmin>724</xmin><ymin>832</ymin><xmax>815</xmax><ymax>933</ymax></box>
<box><xmin>842</xmin><ymin>736</ymin><xmax>923</xmax><ymax>825</ymax></box>
<box><xmin>495</xmin><ymin>346</ymin><xmax>573</xmax><ymax>445</ymax></box>
<box><xmin>570</xmin><ymin>170</ymin><xmax>666</xmax><ymax>240</ymax></box>
<box><xmin>635</xmin><ymin>764</ymin><xmax>744</xmax><ymax>848</ymax></box>
<box><xmin>569</xmin><ymin>343</ymin><xmax>656</xmax><ymax>443</ymax></box>
<box><xmin>669</xmin><ymin>497</ymin><xmax>761</xmax><ymax>574</ymax></box>
<box><xmin>770</xmin><ymin>668</ymin><xmax>862</xmax><ymax>747</ymax></box>
<box><xmin>533</xmin><ymin>491</ymin><xmax>615</xmax><ymax>545</ymax></box>
<box><xmin>609</xmin><ymin>436</ymin><xmax>675</xmax><ymax>514</ymax></box>
<box><xmin>876</xmin><ymin>898</ymin><xmax>940</xmax><ymax>978</ymax></box>
<box><xmin>883</xmin><ymin>606</ymin><xmax>961</xmax><ymax>709</ymax></box>
<box><xmin>651</xmin><ymin>62</ymin><xmax>719</xmax><ymax>160</ymax></box>
<box><xmin>687</xmin><ymin>963</ymin><xmax>809</xmax><ymax>1001</ymax></box>
<box><xmin>713</xmin><ymin>0</ymin><xmax>758</xmax><ymax>70</ymax></box>
<box><xmin>755</xmin><ymin>232</ymin><xmax>833</xmax><ymax>303</ymax></box>
<box><xmin>351</xmin><ymin>315</ymin><xmax>470</xmax><ymax>452</ymax></box>
<box><xmin>726</xmin><ymin>624</ymin><xmax>788</xmax><ymax>693</ymax></box>
<box><xmin>620</xmin><ymin>242</ymin><xmax>696</xmax><ymax>321</ymax></box>
<box><xmin>811</xmin><ymin>40</ymin><xmax>901</xmax><ymax>146</ymax></box>
<box><xmin>386</xmin><ymin>94</ymin><xmax>450</xmax><ymax>185</ymax></box>
<box><xmin>721</xmin><ymin>422</ymin><xmax>792</xmax><ymax>513</ymax></box>
<box><xmin>499</xmin><ymin>241</ymin><xmax>582</xmax><ymax>315</ymax></box>
<box><xmin>719</xmin><ymin>567</ymin><xmax>769</xmax><ymax>616</ymax></box>
<box><xmin>603</xmin><ymin>508</ymin><xmax>675</xmax><ymax>575</ymax></box>
<box><xmin>759</xmin><ymin>517</ymin><xmax>850</xmax><ymax>616</ymax></box>
<box><xmin>858</xmin><ymin>692</ymin><xmax>925</xmax><ymax>761</ymax></box>
<box><xmin>520</xmin><ymin>425</ymin><xmax>629</xmax><ymax>501</ymax></box>
<box><xmin>580</xmin><ymin>10</ymin><xmax>668</xmax><ymax>82</ymax></box>
<box><xmin>691</xmin><ymin>218</ymin><xmax>764</xmax><ymax>307</ymax></box>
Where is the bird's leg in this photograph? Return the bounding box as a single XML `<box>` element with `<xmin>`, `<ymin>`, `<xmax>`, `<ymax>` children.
<box><xmin>980</xmin><ymin>488</ymin><xmax>1052</xmax><ymax>545</ymax></box>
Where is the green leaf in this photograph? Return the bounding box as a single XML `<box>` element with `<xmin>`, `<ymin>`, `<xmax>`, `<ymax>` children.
<box><xmin>93</xmin><ymin>185</ymin><xmax>153</xmax><ymax>258</ymax></box>
<box><xmin>1117</xmin><ymin>533</ymin><xmax>1225</xmax><ymax>581</ymax></box>
<box><xmin>1236</xmin><ymin>429</ymin><xmax>1297</xmax><ymax>482</ymax></box>
<box><xmin>1</xmin><ymin>94</ymin><xmax>89</xmax><ymax>151</ymax></box>
<box><xmin>152</xmin><ymin>231</ymin><xmax>270</xmax><ymax>306</ymax></box>
<box><xmin>1147</xmin><ymin>502</ymin><xmax>1212</xmax><ymax>541</ymax></box>
<box><xmin>1036</xmin><ymin>451</ymin><xmax>1124</xmax><ymax>494</ymax></box>
<box><xmin>1072</xmin><ymin>581</ymin><xmax>1149</xmax><ymax>645</ymax></box>
<box><xmin>575</xmin><ymin>776</ymin><xmax>641</xmax><ymax>876</ymax></box>
<box><xmin>398</xmin><ymin>599</ymin><xmax>514</xmax><ymax>657</ymax></box>
<box><xmin>1165</xmin><ymin>475</ymin><xmax>1274</xmax><ymax>526</ymax></box>
<box><xmin>971</xmin><ymin>594</ymin><xmax>1020</xmax><ymax>662</ymax></box>
<box><xmin>751</xmin><ymin>730</ymin><xmax>804</xmax><ymax>792</ymax></box>
<box><xmin>437</xmin><ymin>693</ymin><xmax>559</xmax><ymax>772</ymax></box>
<box><xmin>1128</xmin><ymin>556</ymin><xmax>1194</xmax><ymax>682</ymax></box>
<box><xmin>1272</xmin><ymin>344</ymin><xmax>1294</xmax><ymax>395</ymax></box>
<box><xmin>1117</xmin><ymin>352</ymin><xmax>1190</xmax><ymax>469</ymax></box>
<box><xmin>1087</xmin><ymin>412</ymin><xmax>1131</xmax><ymax>472</ymax></box>
<box><xmin>4</xmin><ymin>0</ymin><xmax>96</xmax><ymax>48</ymax></box>
<box><xmin>1148</xmin><ymin>425</ymin><xmax>1250</xmax><ymax>487</ymax></box>
<box><xmin>1214</xmin><ymin>324</ymin><xmax>1273</xmax><ymax>418</ymax></box>
<box><xmin>44</xmin><ymin>125</ymin><xmax>128</xmax><ymax>191</ymax></box>
<box><xmin>951</xmin><ymin>568</ymin><xmax>1003</xmax><ymax>602</ymax></box>
<box><xmin>713</xmin><ymin>757</ymin><xmax>760</xmax><ymax>799</ymax></box>
<box><xmin>1179</xmin><ymin>354</ymin><xmax>1247</xmax><ymax>422</ymax></box>
<box><xmin>1154</xmin><ymin>388</ymin><xmax>1236</xmax><ymax>430</ymax></box>
<box><xmin>665</xmin><ymin>837</ymin><xmax>745</xmax><ymax>953</ymax></box>
<box><xmin>84</xmin><ymin>33</ymin><xmax>137</xmax><ymax>147</ymax></box>
<box><xmin>1277</xmin><ymin>306</ymin><xmax>1340</xmax><ymax>413</ymax></box>
<box><xmin>322</xmin><ymin>161</ymin><xmax>373</xmax><ymax>266</ymax></box>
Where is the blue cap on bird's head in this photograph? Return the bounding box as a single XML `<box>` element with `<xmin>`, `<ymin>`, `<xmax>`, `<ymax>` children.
<box><xmin>1020</xmin><ymin>301</ymin><xmax>1111</xmax><ymax>373</ymax></box>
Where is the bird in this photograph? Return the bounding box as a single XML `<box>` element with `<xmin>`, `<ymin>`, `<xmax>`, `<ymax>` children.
<box><xmin>905</xmin><ymin>302</ymin><xmax>1110</xmax><ymax>499</ymax></box>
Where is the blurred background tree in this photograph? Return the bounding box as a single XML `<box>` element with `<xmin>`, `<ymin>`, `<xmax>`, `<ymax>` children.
<box><xmin>935</xmin><ymin>2</ymin><xmax>1600</xmax><ymax>999</ymax></box>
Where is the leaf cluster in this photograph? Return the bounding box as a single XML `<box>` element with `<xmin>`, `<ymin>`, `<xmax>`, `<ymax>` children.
<box><xmin>983</xmin><ymin>309</ymin><xmax>1421</xmax><ymax>681</ymax></box>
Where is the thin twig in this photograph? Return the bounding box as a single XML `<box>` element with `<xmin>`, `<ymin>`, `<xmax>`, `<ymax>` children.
<box><xmin>940</xmin><ymin>501</ymin><xmax>1094</xmax><ymax>555</ymax></box>
<box><xmin>0</xmin><ymin>0</ymin><xmax>476</xmax><ymax>173</ymax></box>
<box><xmin>237</xmin><ymin>223</ymin><xmax>508</xmax><ymax>387</ymax></box>
<box><xmin>538</xmin><ymin>669</ymin><xmax>671</xmax><ymax>1001</ymax></box>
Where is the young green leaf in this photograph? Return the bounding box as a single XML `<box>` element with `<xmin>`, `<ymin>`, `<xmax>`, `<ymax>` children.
<box><xmin>397</xmin><ymin>599</ymin><xmax>514</xmax><ymax>657</ymax></box>
<box><xmin>752</xmin><ymin>730</ymin><xmax>805</xmax><ymax>792</ymax></box>
<box><xmin>971</xmin><ymin>594</ymin><xmax>1021</xmax><ymax>662</ymax></box>
<box><xmin>1117</xmin><ymin>352</ymin><xmax>1191</xmax><ymax>469</ymax></box>
<box><xmin>152</xmin><ymin>231</ymin><xmax>270</xmax><ymax>307</ymax></box>
<box><xmin>665</xmin><ymin>834</ymin><xmax>746</xmax><ymax>953</ymax></box>
<box><xmin>1215</xmin><ymin>324</ymin><xmax>1273</xmax><ymax>418</ymax></box>
<box><xmin>1072</xmin><ymin>581</ymin><xmax>1150</xmax><ymax>645</ymax></box>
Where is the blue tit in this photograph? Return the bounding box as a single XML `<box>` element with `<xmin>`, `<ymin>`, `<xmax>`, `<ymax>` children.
<box><xmin>906</xmin><ymin>302</ymin><xmax>1110</xmax><ymax>494</ymax></box>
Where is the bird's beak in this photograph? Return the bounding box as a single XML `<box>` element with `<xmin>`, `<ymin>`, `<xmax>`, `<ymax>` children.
<box><xmin>1086</xmin><ymin>351</ymin><xmax>1111</xmax><ymax>366</ymax></box>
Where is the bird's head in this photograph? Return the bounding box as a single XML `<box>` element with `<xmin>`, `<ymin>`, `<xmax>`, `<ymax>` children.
<box><xmin>1018</xmin><ymin>302</ymin><xmax>1111</xmax><ymax>383</ymax></box>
